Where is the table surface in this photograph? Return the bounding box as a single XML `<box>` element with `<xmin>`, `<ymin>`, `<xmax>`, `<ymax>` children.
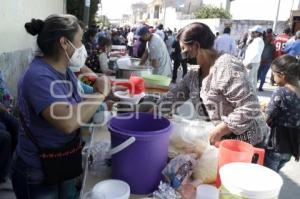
<box><xmin>80</xmin><ymin>124</ymin><xmax>151</xmax><ymax>199</ymax></box>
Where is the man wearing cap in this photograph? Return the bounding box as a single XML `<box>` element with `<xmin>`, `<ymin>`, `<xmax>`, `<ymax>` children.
<box><xmin>137</xmin><ymin>26</ymin><xmax>172</xmax><ymax>77</ymax></box>
<box><xmin>243</xmin><ymin>25</ymin><xmax>265</xmax><ymax>92</ymax></box>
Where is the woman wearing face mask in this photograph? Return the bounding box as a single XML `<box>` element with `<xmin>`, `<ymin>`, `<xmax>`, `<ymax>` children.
<box><xmin>156</xmin><ymin>22</ymin><xmax>268</xmax><ymax>146</ymax></box>
<box><xmin>11</xmin><ymin>14</ymin><xmax>110</xmax><ymax>199</ymax></box>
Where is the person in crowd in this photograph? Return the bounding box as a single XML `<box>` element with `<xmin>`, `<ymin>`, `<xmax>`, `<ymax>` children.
<box><xmin>155</xmin><ymin>23</ymin><xmax>166</xmax><ymax>41</ymax></box>
<box><xmin>214</xmin><ymin>27</ymin><xmax>237</xmax><ymax>56</ymax></box>
<box><xmin>271</xmin><ymin>27</ymin><xmax>291</xmax><ymax>85</ymax></box>
<box><xmin>166</xmin><ymin>29</ymin><xmax>175</xmax><ymax>55</ymax></box>
<box><xmin>284</xmin><ymin>31</ymin><xmax>300</xmax><ymax>57</ymax></box>
<box><xmin>156</xmin><ymin>22</ymin><xmax>268</xmax><ymax>146</ymax></box>
<box><xmin>82</xmin><ymin>26</ymin><xmax>97</xmax><ymax>56</ymax></box>
<box><xmin>127</xmin><ymin>28</ymin><xmax>135</xmax><ymax>57</ymax></box>
<box><xmin>0</xmin><ymin>71</ymin><xmax>19</xmax><ymax>188</ymax></box>
<box><xmin>171</xmin><ymin>39</ymin><xmax>187</xmax><ymax>83</ymax></box>
<box><xmin>118</xmin><ymin>32</ymin><xmax>127</xmax><ymax>45</ymax></box>
<box><xmin>111</xmin><ymin>29</ymin><xmax>121</xmax><ymax>45</ymax></box>
<box><xmin>264</xmin><ymin>55</ymin><xmax>300</xmax><ymax>172</ymax></box>
<box><xmin>257</xmin><ymin>28</ymin><xmax>275</xmax><ymax>91</ymax></box>
<box><xmin>243</xmin><ymin>25</ymin><xmax>265</xmax><ymax>92</ymax></box>
<box><xmin>97</xmin><ymin>36</ymin><xmax>115</xmax><ymax>75</ymax></box>
<box><xmin>138</xmin><ymin>26</ymin><xmax>172</xmax><ymax>77</ymax></box>
<box><xmin>237</xmin><ymin>32</ymin><xmax>248</xmax><ymax>59</ymax></box>
<box><xmin>11</xmin><ymin>14</ymin><xmax>111</xmax><ymax>199</ymax></box>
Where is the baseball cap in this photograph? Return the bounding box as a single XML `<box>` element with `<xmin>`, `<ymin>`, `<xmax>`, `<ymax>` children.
<box><xmin>249</xmin><ymin>25</ymin><xmax>264</xmax><ymax>34</ymax></box>
<box><xmin>136</xmin><ymin>26</ymin><xmax>150</xmax><ymax>36</ymax></box>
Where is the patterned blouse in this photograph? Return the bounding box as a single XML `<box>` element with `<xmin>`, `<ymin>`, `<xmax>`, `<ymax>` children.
<box><xmin>266</xmin><ymin>87</ymin><xmax>300</xmax><ymax>128</ymax></box>
<box><xmin>158</xmin><ymin>54</ymin><xmax>268</xmax><ymax>145</ymax></box>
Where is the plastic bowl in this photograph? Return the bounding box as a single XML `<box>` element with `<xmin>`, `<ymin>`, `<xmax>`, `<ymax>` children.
<box><xmin>142</xmin><ymin>74</ymin><xmax>171</xmax><ymax>87</ymax></box>
<box><xmin>92</xmin><ymin>179</ymin><xmax>130</xmax><ymax>199</ymax></box>
<box><xmin>114</xmin><ymin>91</ymin><xmax>145</xmax><ymax>104</ymax></box>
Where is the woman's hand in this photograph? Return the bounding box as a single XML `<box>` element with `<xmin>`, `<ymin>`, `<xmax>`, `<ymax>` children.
<box><xmin>209</xmin><ymin>122</ymin><xmax>231</xmax><ymax>145</ymax></box>
<box><xmin>93</xmin><ymin>76</ymin><xmax>111</xmax><ymax>97</ymax></box>
<box><xmin>0</xmin><ymin>103</ymin><xmax>10</xmax><ymax>113</ymax></box>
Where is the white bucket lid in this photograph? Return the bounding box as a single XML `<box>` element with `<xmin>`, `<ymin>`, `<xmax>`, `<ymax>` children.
<box><xmin>220</xmin><ymin>162</ymin><xmax>283</xmax><ymax>199</ymax></box>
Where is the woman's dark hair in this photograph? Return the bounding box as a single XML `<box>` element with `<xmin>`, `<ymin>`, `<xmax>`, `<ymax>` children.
<box><xmin>271</xmin><ymin>54</ymin><xmax>300</xmax><ymax>82</ymax></box>
<box><xmin>98</xmin><ymin>36</ymin><xmax>112</xmax><ymax>47</ymax></box>
<box><xmin>25</xmin><ymin>14</ymin><xmax>80</xmax><ymax>57</ymax></box>
<box><xmin>176</xmin><ymin>22</ymin><xmax>215</xmax><ymax>49</ymax></box>
<box><xmin>223</xmin><ymin>27</ymin><xmax>231</xmax><ymax>34</ymax></box>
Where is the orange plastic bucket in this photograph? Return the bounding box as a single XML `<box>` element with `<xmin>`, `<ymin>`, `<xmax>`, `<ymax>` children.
<box><xmin>215</xmin><ymin>140</ymin><xmax>265</xmax><ymax>187</ymax></box>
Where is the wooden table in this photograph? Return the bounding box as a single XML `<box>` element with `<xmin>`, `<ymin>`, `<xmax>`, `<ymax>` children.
<box><xmin>80</xmin><ymin>122</ymin><xmax>151</xmax><ymax>199</ymax></box>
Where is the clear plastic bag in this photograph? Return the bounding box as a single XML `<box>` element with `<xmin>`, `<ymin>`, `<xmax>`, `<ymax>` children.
<box><xmin>169</xmin><ymin>115</ymin><xmax>215</xmax><ymax>158</ymax></box>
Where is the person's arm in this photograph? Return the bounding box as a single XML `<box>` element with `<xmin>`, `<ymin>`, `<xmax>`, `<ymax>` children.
<box><xmin>230</xmin><ymin>38</ymin><xmax>237</xmax><ymax>56</ymax></box>
<box><xmin>209</xmin><ymin>122</ymin><xmax>231</xmax><ymax>145</ymax></box>
<box><xmin>42</xmin><ymin>93</ymin><xmax>105</xmax><ymax>134</ymax></box>
<box><xmin>24</xmin><ymin>75</ymin><xmax>107</xmax><ymax>134</ymax></box>
<box><xmin>140</xmin><ymin>49</ymin><xmax>148</xmax><ymax>65</ymax></box>
<box><xmin>265</xmin><ymin>88</ymin><xmax>282</xmax><ymax>126</ymax></box>
<box><xmin>155</xmin><ymin>70</ymin><xmax>193</xmax><ymax>114</ymax></box>
<box><xmin>150</xmin><ymin>59</ymin><xmax>159</xmax><ymax>68</ymax></box>
<box><xmin>215</xmin><ymin>61</ymin><xmax>264</xmax><ymax>136</ymax></box>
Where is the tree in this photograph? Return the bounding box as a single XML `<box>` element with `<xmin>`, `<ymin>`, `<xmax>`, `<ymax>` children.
<box><xmin>96</xmin><ymin>15</ymin><xmax>111</xmax><ymax>27</ymax></box>
<box><xmin>194</xmin><ymin>5</ymin><xmax>232</xmax><ymax>19</ymax></box>
<box><xmin>67</xmin><ymin>0</ymin><xmax>100</xmax><ymax>26</ymax></box>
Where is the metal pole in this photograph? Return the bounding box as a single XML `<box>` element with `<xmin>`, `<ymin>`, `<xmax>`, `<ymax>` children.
<box><xmin>273</xmin><ymin>0</ymin><xmax>281</xmax><ymax>32</ymax></box>
<box><xmin>83</xmin><ymin>0</ymin><xmax>91</xmax><ymax>27</ymax></box>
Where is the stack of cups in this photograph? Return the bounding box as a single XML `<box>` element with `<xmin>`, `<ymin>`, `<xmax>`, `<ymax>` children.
<box><xmin>196</xmin><ymin>184</ymin><xmax>219</xmax><ymax>199</ymax></box>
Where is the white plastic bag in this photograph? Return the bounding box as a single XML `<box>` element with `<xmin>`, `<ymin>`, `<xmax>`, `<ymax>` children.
<box><xmin>169</xmin><ymin>115</ymin><xmax>215</xmax><ymax>158</ymax></box>
<box><xmin>193</xmin><ymin>145</ymin><xmax>219</xmax><ymax>185</ymax></box>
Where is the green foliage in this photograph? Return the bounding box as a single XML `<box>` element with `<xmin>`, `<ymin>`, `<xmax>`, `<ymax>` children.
<box><xmin>194</xmin><ymin>5</ymin><xmax>232</xmax><ymax>19</ymax></box>
<box><xmin>96</xmin><ymin>15</ymin><xmax>111</xmax><ymax>27</ymax></box>
<box><xmin>67</xmin><ymin>0</ymin><xmax>100</xmax><ymax>26</ymax></box>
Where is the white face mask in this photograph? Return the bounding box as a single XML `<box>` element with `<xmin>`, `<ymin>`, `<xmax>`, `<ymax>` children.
<box><xmin>65</xmin><ymin>41</ymin><xmax>88</xmax><ymax>71</ymax></box>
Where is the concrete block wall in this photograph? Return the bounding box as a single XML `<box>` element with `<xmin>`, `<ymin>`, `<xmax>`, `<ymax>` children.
<box><xmin>0</xmin><ymin>49</ymin><xmax>33</xmax><ymax>97</ymax></box>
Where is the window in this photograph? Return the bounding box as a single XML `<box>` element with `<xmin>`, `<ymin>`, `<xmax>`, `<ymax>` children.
<box><xmin>154</xmin><ymin>5</ymin><xmax>160</xmax><ymax>19</ymax></box>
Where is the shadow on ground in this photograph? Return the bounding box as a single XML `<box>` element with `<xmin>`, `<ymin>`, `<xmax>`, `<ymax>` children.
<box><xmin>279</xmin><ymin>172</ymin><xmax>300</xmax><ymax>199</ymax></box>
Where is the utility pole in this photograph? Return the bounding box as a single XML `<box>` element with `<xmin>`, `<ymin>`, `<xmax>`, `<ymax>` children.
<box><xmin>273</xmin><ymin>0</ymin><xmax>281</xmax><ymax>32</ymax></box>
<box><xmin>83</xmin><ymin>0</ymin><xmax>91</xmax><ymax>27</ymax></box>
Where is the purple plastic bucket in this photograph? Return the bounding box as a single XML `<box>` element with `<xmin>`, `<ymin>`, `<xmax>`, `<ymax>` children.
<box><xmin>108</xmin><ymin>113</ymin><xmax>172</xmax><ymax>194</ymax></box>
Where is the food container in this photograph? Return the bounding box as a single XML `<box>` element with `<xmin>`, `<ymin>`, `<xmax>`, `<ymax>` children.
<box><xmin>142</xmin><ymin>74</ymin><xmax>171</xmax><ymax>88</ymax></box>
<box><xmin>84</xmin><ymin>179</ymin><xmax>130</xmax><ymax>199</ymax></box>
<box><xmin>116</xmin><ymin>58</ymin><xmax>151</xmax><ymax>79</ymax></box>
<box><xmin>220</xmin><ymin>162</ymin><xmax>283</xmax><ymax>199</ymax></box>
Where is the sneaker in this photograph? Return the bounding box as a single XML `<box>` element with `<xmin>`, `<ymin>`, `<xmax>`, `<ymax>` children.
<box><xmin>258</xmin><ymin>88</ymin><xmax>264</xmax><ymax>92</ymax></box>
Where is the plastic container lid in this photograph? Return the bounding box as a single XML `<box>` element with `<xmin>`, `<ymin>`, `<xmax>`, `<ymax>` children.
<box><xmin>220</xmin><ymin>162</ymin><xmax>283</xmax><ymax>199</ymax></box>
<box><xmin>196</xmin><ymin>184</ymin><xmax>219</xmax><ymax>199</ymax></box>
<box><xmin>92</xmin><ymin>179</ymin><xmax>130</xmax><ymax>199</ymax></box>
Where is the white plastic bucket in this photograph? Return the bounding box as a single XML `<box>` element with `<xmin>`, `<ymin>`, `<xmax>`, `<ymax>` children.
<box><xmin>220</xmin><ymin>162</ymin><xmax>283</xmax><ymax>199</ymax></box>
